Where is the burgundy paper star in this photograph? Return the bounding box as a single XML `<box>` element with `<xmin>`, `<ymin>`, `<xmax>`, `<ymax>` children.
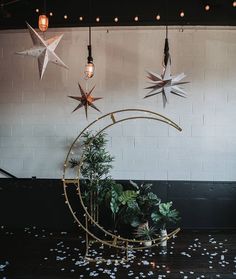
<box><xmin>69</xmin><ymin>83</ymin><xmax>102</xmax><ymax>119</ymax></box>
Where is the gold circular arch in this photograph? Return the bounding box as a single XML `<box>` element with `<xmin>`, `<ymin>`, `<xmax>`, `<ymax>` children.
<box><xmin>62</xmin><ymin>109</ymin><xmax>182</xmax><ymax>260</ymax></box>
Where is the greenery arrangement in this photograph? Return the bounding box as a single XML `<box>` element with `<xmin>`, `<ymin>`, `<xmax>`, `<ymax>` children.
<box><xmin>70</xmin><ymin>131</ymin><xmax>181</xmax><ymax>241</ymax></box>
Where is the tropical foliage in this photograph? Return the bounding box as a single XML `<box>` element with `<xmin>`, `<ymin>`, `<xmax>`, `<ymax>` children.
<box><xmin>151</xmin><ymin>202</ymin><xmax>181</xmax><ymax>230</ymax></box>
<box><xmin>70</xmin><ymin>131</ymin><xmax>181</xmax><ymax>238</ymax></box>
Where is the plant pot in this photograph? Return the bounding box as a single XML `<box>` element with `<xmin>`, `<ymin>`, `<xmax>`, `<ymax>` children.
<box><xmin>144</xmin><ymin>240</ymin><xmax>152</xmax><ymax>247</ymax></box>
<box><xmin>160</xmin><ymin>228</ymin><xmax>167</xmax><ymax>247</ymax></box>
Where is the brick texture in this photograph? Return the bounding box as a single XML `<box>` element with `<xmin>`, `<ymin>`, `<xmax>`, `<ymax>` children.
<box><xmin>0</xmin><ymin>27</ymin><xmax>235</xmax><ymax>180</ymax></box>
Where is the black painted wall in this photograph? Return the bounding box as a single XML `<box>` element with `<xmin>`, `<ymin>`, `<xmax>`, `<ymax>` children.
<box><xmin>0</xmin><ymin>178</ymin><xmax>236</xmax><ymax>230</ymax></box>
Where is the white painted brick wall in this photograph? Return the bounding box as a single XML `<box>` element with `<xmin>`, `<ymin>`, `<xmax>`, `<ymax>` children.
<box><xmin>0</xmin><ymin>27</ymin><xmax>235</xmax><ymax>180</ymax></box>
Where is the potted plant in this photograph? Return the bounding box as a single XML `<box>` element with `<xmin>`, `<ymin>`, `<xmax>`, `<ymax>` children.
<box><xmin>128</xmin><ymin>180</ymin><xmax>161</xmax><ymax>228</ymax></box>
<box><xmin>151</xmin><ymin>202</ymin><xmax>180</xmax><ymax>247</ymax></box>
<box><xmin>69</xmin><ymin>131</ymin><xmax>121</xmax><ymax>231</ymax></box>
<box><xmin>134</xmin><ymin>223</ymin><xmax>157</xmax><ymax>247</ymax></box>
<box><xmin>109</xmin><ymin>185</ymin><xmax>140</xmax><ymax>232</ymax></box>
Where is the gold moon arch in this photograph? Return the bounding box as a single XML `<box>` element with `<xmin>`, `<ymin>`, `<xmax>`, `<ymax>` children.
<box><xmin>62</xmin><ymin>109</ymin><xmax>182</xmax><ymax>260</ymax></box>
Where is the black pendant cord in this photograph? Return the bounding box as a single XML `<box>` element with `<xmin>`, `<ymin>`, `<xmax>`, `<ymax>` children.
<box><xmin>163</xmin><ymin>0</ymin><xmax>170</xmax><ymax>67</ymax></box>
<box><xmin>43</xmin><ymin>0</ymin><xmax>46</xmax><ymax>15</ymax></box>
<box><xmin>89</xmin><ymin>26</ymin><xmax>91</xmax><ymax>46</ymax></box>
<box><xmin>87</xmin><ymin>0</ymin><xmax>93</xmax><ymax>63</ymax></box>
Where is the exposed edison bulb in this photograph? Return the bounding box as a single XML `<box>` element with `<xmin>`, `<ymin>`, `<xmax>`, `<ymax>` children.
<box><xmin>205</xmin><ymin>5</ymin><xmax>210</xmax><ymax>11</ymax></box>
<box><xmin>38</xmin><ymin>14</ymin><xmax>49</xmax><ymax>32</ymax></box>
<box><xmin>84</xmin><ymin>62</ymin><xmax>95</xmax><ymax>79</ymax></box>
<box><xmin>180</xmin><ymin>11</ymin><xmax>185</xmax><ymax>17</ymax></box>
<box><xmin>156</xmin><ymin>14</ymin><xmax>161</xmax><ymax>20</ymax></box>
<box><xmin>233</xmin><ymin>1</ymin><xmax>236</xmax><ymax>7</ymax></box>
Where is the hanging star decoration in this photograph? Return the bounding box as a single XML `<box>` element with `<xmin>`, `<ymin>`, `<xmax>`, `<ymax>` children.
<box><xmin>16</xmin><ymin>22</ymin><xmax>68</xmax><ymax>79</ymax></box>
<box><xmin>144</xmin><ymin>28</ymin><xmax>189</xmax><ymax>107</ymax></box>
<box><xmin>68</xmin><ymin>83</ymin><xmax>102</xmax><ymax>119</ymax></box>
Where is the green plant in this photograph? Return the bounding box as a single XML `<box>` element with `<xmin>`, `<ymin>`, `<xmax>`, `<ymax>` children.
<box><xmin>151</xmin><ymin>202</ymin><xmax>181</xmax><ymax>230</ymax></box>
<box><xmin>128</xmin><ymin>180</ymin><xmax>161</xmax><ymax>227</ymax></box>
<box><xmin>134</xmin><ymin>225</ymin><xmax>157</xmax><ymax>241</ymax></box>
<box><xmin>73</xmin><ymin>132</ymin><xmax>114</xmax><ymax>187</ymax></box>
<box><xmin>69</xmin><ymin>131</ymin><xmax>181</xmax><ymax>237</ymax></box>
<box><xmin>109</xmin><ymin>181</ymin><xmax>161</xmax><ymax>229</ymax></box>
<box><xmin>109</xmin><ymin>185</ymin><xmax>140</xmax><ymax>228</ymax></box>
<box><xmin>69</xmin><ymin>131</ymin><xmax>119</xmax><ymax>207</ymax></box>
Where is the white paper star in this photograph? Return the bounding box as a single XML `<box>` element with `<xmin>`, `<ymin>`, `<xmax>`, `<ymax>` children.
<box><xmin>145</xmin><ymin>57</ymin><xmax>189</xmax><ymax>107</ymax></box>
<box><xmin>16</xmin><ymin>22</ymin><xmax>68</xmax><ymax>79</ymax></box>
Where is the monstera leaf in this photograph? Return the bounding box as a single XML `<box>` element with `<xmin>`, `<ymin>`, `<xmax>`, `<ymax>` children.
<box><xmin>151</xmin><ymin>202</ymin><xmax>180</xmax><ymax>229</ymax></box>
<box><xmin>118</xmin><ymin>190</ymin><xmax>138</xmax><ymax>206</ymax></box>
<box><xmin>159</xmin><ymin>202</ymin><xmax>172</xmax><ymax>215</ymax></box>
<box><xmin>151</xmin><ymin>212</ymin><xmax>162</xmax><ymax>223</ymax></box>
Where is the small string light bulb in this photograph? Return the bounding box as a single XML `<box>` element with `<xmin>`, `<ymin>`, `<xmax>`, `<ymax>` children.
<box><xmin>205</xmin><ymin>5</ymin><xmax>210</xmax><ymax>11</ymax></box>
<box><xmin>64</xmin><ymin>14</ymin><xmax>68</xmax><ymax>19</ymax></box>
<box><xmin>79</xmin><ymin>16</ymin><xmax>83</xmax><ymax>21</ymax></box>
<box><xmin>156</xmin><ymin>14</ymin><xmax>161</xmax><ymax>20</ymax></box>
<box><xmin>180</xmin><ymin>11</ymin><xmax>185</xmax><ymax>17</ymax></box>
<box><xmin>233</xmin><ymin>1</ymin><xmax>236</xmax><ymax>7</ymax></box>
<box><xmin>114</xmin><ymin>17</ymin><xmax>118</xmax><ymax>22</ymax></box>
<box><xmin>36</xmin><ymin>8</ymin><xmax>39</xmax><ymax>13</ymax></box>
<box><xmin>96</xmin><ymin>17</ymin><xmax>100</xmax><ymax>22</ymax></box>
<box><xmin>49</xmin><ymin>12</ymin><xmax>53</xmax><ymax>16</ymax></box>
<box><xmin>134</xmin><ymin>16</ymin><xmax>139</xmax><ymax>21</ymax></box>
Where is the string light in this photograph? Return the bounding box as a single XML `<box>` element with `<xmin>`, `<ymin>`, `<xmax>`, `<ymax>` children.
<box><xmin>38</xmin><ymin>14</ymin><xmax>49</xmax><ymax>32</ymax></box>
<box><xmin>32</xmin><ymin>6</ymin><xmax>236</xmax><ymax>26</ymax></box>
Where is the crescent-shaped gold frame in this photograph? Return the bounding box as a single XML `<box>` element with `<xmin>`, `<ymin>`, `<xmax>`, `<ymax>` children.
<box><xmin>62</xmin><ymin>109</ymin><xmax>182</xmax><ymax>261</ymax></box>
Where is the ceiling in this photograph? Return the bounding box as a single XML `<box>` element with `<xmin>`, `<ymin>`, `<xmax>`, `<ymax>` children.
<box><xmin>0</xmin><ymin>0</ymin><xmax>235</xmax><ymax>30</ymax></box>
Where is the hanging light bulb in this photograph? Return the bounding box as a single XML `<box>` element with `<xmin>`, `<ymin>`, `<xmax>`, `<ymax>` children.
<box><xmin>84</xmin><ymin>27</ymin><xmax>95</xmax><ymax>79</ymax></box>
<box><xmin>38</xmin><ymin>14</ymin><xmax>49</xmax><ymax>32</ymax></box>
<box><xmin>84</xmin><ymin>60</ymin><xmax>95</xmax><ymax>79</ymax></box>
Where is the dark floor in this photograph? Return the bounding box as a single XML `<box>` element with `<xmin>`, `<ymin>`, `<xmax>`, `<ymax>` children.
<box><xmin>0</xmin><ymin>226</ymin><xmax>236</xmax><ymax>279</ymax></box>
